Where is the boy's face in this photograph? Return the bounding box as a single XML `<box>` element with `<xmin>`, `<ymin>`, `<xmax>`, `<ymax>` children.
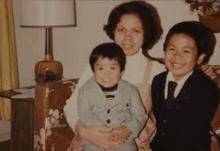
<box><xmin>164</xmin><ymin>33</ymin><xmax>205</xmax><ymax>81</ymax></box>
<box><xmin>94</xmin><ymin>57</ymin><xmax>124</xmax><ymax>88</ymax></box>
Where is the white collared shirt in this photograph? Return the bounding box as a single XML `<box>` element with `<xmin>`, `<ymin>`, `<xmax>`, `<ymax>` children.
<box><xmin>165</xmin><ymin>70</ymin><xmax>194</xmax><ymax>99</ymax></box>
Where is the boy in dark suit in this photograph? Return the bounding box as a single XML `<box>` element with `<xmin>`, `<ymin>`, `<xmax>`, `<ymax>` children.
<box><xmin>150</xmin><ymin>21</ymin><xmax>219</xmax><ymax>151</ymax></box>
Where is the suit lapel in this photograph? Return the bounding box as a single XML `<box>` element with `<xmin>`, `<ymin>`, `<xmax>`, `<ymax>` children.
<box><xmin>160</xmin><ymin>72</ymin><xmax>167</xmax><ymax>101</ymax></box>
<box><xmin>154</xmin><ymin>72</ymin><xmax>168</xmax><ymax>116</ymax></box>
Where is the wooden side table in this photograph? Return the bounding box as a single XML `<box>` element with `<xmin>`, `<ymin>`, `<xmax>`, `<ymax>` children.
<box><xmin>0</xmin><ymin>87</ymin><xmax>35</xmax><ymax>151</ymax></box>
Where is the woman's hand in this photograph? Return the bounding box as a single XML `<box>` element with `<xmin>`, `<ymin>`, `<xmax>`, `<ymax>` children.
<box><xmin>110</xmin><ymin>125</ymin><xmax>131</xmax><ymax>142</ymax></box>
<box><xmin>85</xmin><ymin>126</ymin><xmax>122</xmax><ymax>148</ymax></box>
<box><xmin>76</xmin><ymin>120</ymin><xmax>131</xmax><ymax>148</ymax></box>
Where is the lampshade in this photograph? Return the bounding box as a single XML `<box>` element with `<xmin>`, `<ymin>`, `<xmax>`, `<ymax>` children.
<box><xmin>20</xmin><ymin>0</ymin><xmax>76</xmax><ymax>27</ymax></box>
<box><xmin>20</xmin><ymin>0</ymin><xmax>77</xmax><ymax>83</ymax></box>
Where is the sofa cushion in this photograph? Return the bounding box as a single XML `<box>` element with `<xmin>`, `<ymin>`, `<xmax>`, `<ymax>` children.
<box><xmin>201</xmin><ymin>65</ymin><xmax>220</xmax><ymax>136</ymax></box>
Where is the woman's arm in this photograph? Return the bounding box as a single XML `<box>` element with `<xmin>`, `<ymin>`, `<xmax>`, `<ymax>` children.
<box><xmin>64</xmin><ymin>63</ymin><xmax>93</xmax><ymax>131</ymax></box>
<box><xmin>148</xmin><ymin>60</ymin><xmax>166</xmax><ymax>85</ymax></box>
<box><xmin>76</xmin><ymin>120</ymin><xmax>131</xmax><ymax>148</ymax></box>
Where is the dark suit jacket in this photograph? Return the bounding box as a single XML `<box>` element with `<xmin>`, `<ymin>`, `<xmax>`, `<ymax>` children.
<box><xmin>150</xmin><ymin>68</ymin><xmax>219</xmax><ymax>151</ymax></box>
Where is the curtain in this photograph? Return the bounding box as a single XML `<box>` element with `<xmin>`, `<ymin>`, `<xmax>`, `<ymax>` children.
<box><xmin>0</xmin><ymin>0</ymin><xmax>19</xmax><ymax>121</ymax></box>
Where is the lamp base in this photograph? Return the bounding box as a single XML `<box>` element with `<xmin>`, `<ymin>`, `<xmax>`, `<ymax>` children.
<box><xmin>35</xmin><ymin>59</ymin><xmax>63</xmax><ymax>84</ymax></box>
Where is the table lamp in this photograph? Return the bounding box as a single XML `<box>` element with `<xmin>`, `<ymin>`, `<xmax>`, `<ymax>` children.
<box><xmin>20</xmin><ymin>0</ymin><xmax>77</xmax><ymax>83</ymax></box>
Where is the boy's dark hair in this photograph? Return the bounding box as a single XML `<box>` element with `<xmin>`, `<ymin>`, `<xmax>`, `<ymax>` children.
<box><xmin>89</xmin><ymin>43</ymin><xmax>126</xmax><ymax>72</ymax></box>
<box><xmin>163</xmin><ymin>21</ymin><xmax>216</xmax><ymax>64</ymax></box>
<box><xmin>103</xmin><ymin>1</ymin><xmax>163</xmax><ymax>57</ymax></box>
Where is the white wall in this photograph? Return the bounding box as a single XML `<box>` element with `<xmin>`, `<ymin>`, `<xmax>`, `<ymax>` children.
<box><xmin>13</xmin><ymin>0</ymin><xmax>220</xmax><ymax>87</ymax></box>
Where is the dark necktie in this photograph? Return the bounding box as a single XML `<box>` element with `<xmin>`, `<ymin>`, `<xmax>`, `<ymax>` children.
<box><xmin>166</xmin><ymin>81</ymin><xmax>177</xmax><ymax>110</ymax></box>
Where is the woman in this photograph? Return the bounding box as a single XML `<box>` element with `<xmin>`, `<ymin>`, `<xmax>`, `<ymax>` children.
<box><xmin>64</xmin><ymin>1</ymin><xmax>166</xmax><ymax>150</ymax></box>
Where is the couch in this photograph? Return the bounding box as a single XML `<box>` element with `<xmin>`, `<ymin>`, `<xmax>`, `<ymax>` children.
<box><xmin>34</xmin><ymin>65</ymin><xmax>220</xmax><ymax>151</ymax></box>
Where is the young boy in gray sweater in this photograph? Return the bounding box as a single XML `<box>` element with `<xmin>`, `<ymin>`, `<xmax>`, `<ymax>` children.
<box><xmin>78</xmin><ymin>43</ymin><xmax>147</xmax><ymax>151</ymax></box>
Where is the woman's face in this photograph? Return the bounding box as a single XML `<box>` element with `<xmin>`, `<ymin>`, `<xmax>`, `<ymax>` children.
<box><xmin>114</xmin><ymin>14</ymin><xmax>144</xmax><ymax>56</ymax></box>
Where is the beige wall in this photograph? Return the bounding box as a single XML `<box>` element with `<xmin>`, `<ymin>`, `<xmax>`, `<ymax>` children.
<box><xmin>13</xmin><ymin>0</ymin><xmax>220</xmax><ymax>87</ymax></box>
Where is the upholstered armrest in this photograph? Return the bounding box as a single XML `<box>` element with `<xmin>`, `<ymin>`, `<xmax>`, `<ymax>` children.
<box><xmin>202</xmin><ymin>65</ymin><xmax>220</xmax><ymax>150</ymax></box>
<box><xmin>202</xmin><ymin>65</ymin><xmax>220</xmax><ymax>134</ymax></box>
<box><xmin>34</xmin><ymin>79</ymin><xmax>78</xmax><ymax>151</ymax></box>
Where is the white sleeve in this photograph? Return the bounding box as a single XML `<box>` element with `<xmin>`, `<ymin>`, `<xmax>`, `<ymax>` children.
<box><xmin>63</xmin><ymin>63</ymin><xmax>93</xmax><ymax>131</ymax></box>
<box><xmin>148</xmin><ymin>60</ymin><xmax>166</xmax><ymax>85</ymax></box>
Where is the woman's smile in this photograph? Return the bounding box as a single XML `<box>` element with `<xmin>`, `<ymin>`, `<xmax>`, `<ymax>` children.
<box><xmin>122</xmin><ymin>44</ymin><xmax>133</xmax><ymax>50</ymax></box>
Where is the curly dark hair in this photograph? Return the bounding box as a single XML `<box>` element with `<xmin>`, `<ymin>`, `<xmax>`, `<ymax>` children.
<box><xmin>163</xmin><ymin>21</ymin><xmax>216</xmax><ymax>65</ymax></box>
<box><xmin>103</xmin><ymin>1</ymin><xmax>163</xmax><ymax>60</ymax></box>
